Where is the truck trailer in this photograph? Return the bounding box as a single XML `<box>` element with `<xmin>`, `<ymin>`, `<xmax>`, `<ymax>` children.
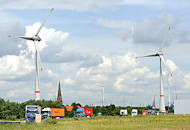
<box><xmin>42</xmin><ymin>108</ymin><xmax>65</xmax><ymax>119</ymax></box>
<box><xmin>74</xmin><ymin>108</ymin><xmax>93</xmax><ymax>117</ymax></box>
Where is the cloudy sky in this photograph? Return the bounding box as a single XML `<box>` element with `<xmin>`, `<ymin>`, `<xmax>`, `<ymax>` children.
<box><xmin>0</xmin><ymin>0</ymin><xmax>190</xmax><ymax>107</ymax></box>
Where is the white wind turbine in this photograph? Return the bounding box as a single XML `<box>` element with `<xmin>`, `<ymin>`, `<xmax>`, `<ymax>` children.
<box><xmin>136</xmin><ymin>26</ymin><xmax>171</xmax><ymax>113</ymax></box>
<box><xmin>13</xmin><ymin>8</ymin><xmax>54</xmax><ymax>100</ymax></box>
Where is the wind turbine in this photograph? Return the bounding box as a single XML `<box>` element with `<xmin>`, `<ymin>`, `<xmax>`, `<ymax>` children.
<box><xmin>13</xmin><ymin>8</ymin><xmax>54</xmax><ymax>100</ymax></box>
<box><xmin>96</xmin><ymin>83</ymin><xmax>104</xmax><ymax>106</ymax></box>
<box><xmin>136</xmin><ymin>26</ymin><xmax>171</xmax><ymax>113</ymax></box>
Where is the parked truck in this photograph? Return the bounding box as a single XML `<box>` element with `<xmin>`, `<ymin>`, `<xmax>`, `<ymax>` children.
<box><xmin>25</xmin><ymin>105</ymin><xmax>41</xmax><ymax>122</ymax></box>
<box><xmin>131</xmin><ymin>109</ymin><xmax>138</xmax><ymax>116</ymax></box>
<box><xmin>42</xmin><ymin>108</ymin><xmax>65</xmax><ymax>119</ymax></box>
<box><xmin>74</xmin><ymin>108</ymin><xmax>93</xmax><ymax>117</ymax></box>
<box><xmin>120</xmin><ymin>109</ymin><xmax>128</xmax><ymax>116</ymax></box>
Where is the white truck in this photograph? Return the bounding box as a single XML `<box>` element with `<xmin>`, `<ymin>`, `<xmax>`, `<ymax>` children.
<box><xmin>120</xmin><ymin>109</ymin><xmax>128</xmax><ymax>116</ymax></box>
<box><xmin>131</xmin><ymin>109</ymin><xmax>138</xmax><ymax>116</ymax></box>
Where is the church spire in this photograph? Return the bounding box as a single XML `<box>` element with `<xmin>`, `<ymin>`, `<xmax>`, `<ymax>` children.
<box><xmin>57</xmin><ymin>80</ymin><xmax>63</xmax><ymax>104</ymax></box>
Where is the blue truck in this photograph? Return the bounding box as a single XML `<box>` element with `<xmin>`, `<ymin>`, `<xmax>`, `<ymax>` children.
<box><xmin>25</xmin><ymin>105</ymin><xmax>41</xmax><ymax>122</ymax></box>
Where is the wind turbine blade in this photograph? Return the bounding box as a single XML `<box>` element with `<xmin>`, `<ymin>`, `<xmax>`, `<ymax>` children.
<box><xmin>35</xmin><ymin>8</ymin><xmax>54</xmax><ymax>36</ymax></box>
<box><xmin>17</xmin><ymin>36</ymin><xmax>33</xmax><ymax>41</ymax></box>
<box><xmin>159</xmin><ymin>55</ymin><xmax>166</xmax><ymax>66</ymax></box>
<box><xmin>136</xmin><ymin>54</ymin><xmax>158</xmax><ymax>59</ymax></box>
<box><xmin>159</xmin><ymin>26</ymin><xmax>171</xmax><ymax>51</ymax></box>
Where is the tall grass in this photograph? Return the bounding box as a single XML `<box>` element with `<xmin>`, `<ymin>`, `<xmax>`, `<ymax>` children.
<box><xmin>0</xmin><ymin>115</ymin><xmax>190</xmax><ymax>130</ymax></box>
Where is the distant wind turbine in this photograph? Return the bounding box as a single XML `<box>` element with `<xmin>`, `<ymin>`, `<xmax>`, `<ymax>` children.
<box><xmin>9</xmin><ymin>8</ymin><xmax>54</xmax><ymax>100</ymax></box>
<box><xmin>136</xmin><ymin>26</ymin><xmax>171</xmax><ymax>113</ymax></box>
<box><xmin>96</xmin><ymin>83</ymin><xmax>104</xmax><ymax>107</ymax></box>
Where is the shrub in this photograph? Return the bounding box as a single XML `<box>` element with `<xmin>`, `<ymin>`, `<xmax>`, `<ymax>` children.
<box><xmin>6</xmin><ymin>115</ymin><xmax>17</xmax><ymax>121</ymax></box>
<box><xmin>44</xmin><ymin>118</ymin><xmax>57</xmax><ymax>124</ymax></box>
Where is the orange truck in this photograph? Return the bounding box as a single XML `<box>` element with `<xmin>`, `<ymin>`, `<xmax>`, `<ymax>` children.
<box><xmin>42</xmin><ymin>108</ymin><xmax>65</xmax><ymax>119</ymax></box>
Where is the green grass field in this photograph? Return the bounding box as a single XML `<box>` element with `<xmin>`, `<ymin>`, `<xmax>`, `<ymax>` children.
<box><xmin>0</xmin><ymin>115</ymin><xmax>190</xmax><ymax>130</ymax></box>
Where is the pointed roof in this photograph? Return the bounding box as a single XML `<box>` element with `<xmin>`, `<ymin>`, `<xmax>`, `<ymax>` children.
<box><xmin>57</xmin><ymin>80</ymin><xmax>63</xmax><ymax>104</ymax></box>
<box><xmin>152</xmin><ymin>96</ymin><xmax>156</xmax><ymax>108</ymax></box>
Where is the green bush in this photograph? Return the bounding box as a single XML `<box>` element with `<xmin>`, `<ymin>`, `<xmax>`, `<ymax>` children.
<box><xmin>44</xmin><ymin>118</ymin><xmax>57</xmax><ymax>124</ymax></box>
<box><xmin>6</xmin><ymin>115</ymin><xmax>17</xmax><ymax>121</ymax></box>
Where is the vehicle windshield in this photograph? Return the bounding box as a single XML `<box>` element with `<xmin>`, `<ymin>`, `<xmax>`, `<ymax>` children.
<box><xmin>42</xmin><ymin>111</ymin><xmax>48</xmax><ymax>115</ymax></box>
<box><xmin>27</xmin><ymin>110</ymin><xmax>39</xmax><ymax>114</ymax></box>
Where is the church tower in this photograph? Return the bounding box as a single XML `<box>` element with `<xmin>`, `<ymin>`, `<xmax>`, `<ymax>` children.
<box><xmin>57</xmin><ymin>81</ymin><xmax>63</xmax><ymax>104</ymax></box>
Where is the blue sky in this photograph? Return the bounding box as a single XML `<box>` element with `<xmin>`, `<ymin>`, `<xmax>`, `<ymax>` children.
<box><xmin>0</xmin><ymin>0</ymin><xmax>190</xmax><ymax>107</ymax></box>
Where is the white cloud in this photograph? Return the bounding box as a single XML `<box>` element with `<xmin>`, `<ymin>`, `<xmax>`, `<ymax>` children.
<box><xmin>184</xmin><ymin>73</ymin><xmax>190</xmax><ymax>89</ymax></box>
<box><xmin>97</xmin><ymin>18</ymin><xmax>133</xmax><ymax>29</ymax></box>
<box><xmin>166</xmin><ymin>59</ymin><xmax>178</xmax><ymax>72</ymax></box>
<box><xmin>0</xmin><ymin>55</ymin><xmax>33</xmax><ymax>77</ymax></box>
<box><xmin>91</xmin><ymin>74</ymin><xmax>108</xmax><ymax>82</ymax></box>
<box><xmin>97</xmin><ymin>14</ymin><xmax>190</xmax><ymax>49</ymax></box>
<box><xmin>63</xmin><ymin>78</ymin><xmax>75</xmax><ymax>85</ymax></box>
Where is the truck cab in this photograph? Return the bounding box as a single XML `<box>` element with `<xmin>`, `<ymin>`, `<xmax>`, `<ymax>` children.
<box><xmin>25</xmin><ymin>105</ymin><xmax>41</xmax><ymax>122</ymax></box>
<box><xmin>42</xmin><ymin>108</ymin><xmax>51</xmax><ymax>119</ymax></box>
<box><xmin>131</xmin><ymin>109</ymin><xmax>138</xmax><ymax>116</ymax></box>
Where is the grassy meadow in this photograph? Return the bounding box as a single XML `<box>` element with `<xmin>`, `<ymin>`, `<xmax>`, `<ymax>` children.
<box><xmin>0</xmin><ymin>115</ymin><xmax>190</xmax><ymax>130</ymax></box>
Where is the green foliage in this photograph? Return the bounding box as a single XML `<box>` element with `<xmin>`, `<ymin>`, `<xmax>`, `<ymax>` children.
<box><xmin>44</xmin><ymin>118</ymin><xmax>57</xmax><ymax>124</ymax></box>
<box><xmin>0</xmin><ymin>98</ymin><xmax>63</xmax><ymax>119</ymax></box>
<box><xmin>65</xmin><ymin>110</ymin><xmax>74</xmax><ymax>118</ymax></box>
<box><xmin>5</xmin><ymin>115</ymin><xmax>17</xmax><ymax>121</ymax></box>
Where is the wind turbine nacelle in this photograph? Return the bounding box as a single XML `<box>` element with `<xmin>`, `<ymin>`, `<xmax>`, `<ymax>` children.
<box><xmin>157</xmin><ymin>51</ymin><xmax>163</xmax><ymax>56</ymax></box>
<box><xmin>32</xmin><ymin>35</ymin><xmax>41</xmax><ymax>41</ymax></box>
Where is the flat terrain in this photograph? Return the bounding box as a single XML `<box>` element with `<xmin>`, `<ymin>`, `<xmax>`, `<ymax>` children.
<box><xmin>0</xmin><ymin>115</ymin><xmax>190</xmax><ymax>130</ymax></box>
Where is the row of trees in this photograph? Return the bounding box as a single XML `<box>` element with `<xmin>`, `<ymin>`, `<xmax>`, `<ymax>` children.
<box><xmin>0</xmin><ymin>98</ymin><xmax>62</xmax><ymax>119</ymax></box>
<box><xmin>0</xmin><ymin>98</ymin><xmax>173</xmax><ymax>119</ymax></box>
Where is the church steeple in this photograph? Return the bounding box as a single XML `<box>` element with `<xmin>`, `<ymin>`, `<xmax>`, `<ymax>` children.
<box><xmin>57</xmin><ymin>81</ymin><xmax>63</xmax><ymax>104</ymax></box>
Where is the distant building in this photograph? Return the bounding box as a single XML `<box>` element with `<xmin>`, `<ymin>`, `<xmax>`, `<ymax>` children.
<box><xmin>57</xmin><ymin>81</ymin><xmax>63</xmax><ymax>104</ymax></box>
